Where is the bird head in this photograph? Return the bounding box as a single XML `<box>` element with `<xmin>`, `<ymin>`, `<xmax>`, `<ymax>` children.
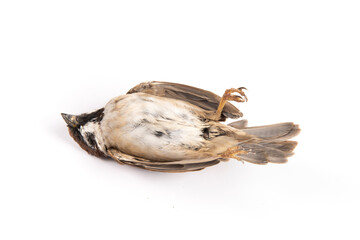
<box><xmin>61</xmin><ymin>108</ymin><xmax>107</xmax><ymax>158</ymax></box>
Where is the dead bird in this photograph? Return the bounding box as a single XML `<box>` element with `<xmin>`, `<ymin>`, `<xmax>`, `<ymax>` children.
<box><xmin>61</xmin><ymin>81</ymin><xmax>300</xmax><ymax>172</ymax></box>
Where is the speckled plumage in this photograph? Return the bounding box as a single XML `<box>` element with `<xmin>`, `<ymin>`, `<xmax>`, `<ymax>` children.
<box><xmin>62</xmin><ymin>81</ymin><xmax>300</xmax><ymax>172</ymax></box>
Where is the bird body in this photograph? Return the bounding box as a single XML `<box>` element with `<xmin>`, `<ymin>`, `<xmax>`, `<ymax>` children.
<box><xmin>62</xmin><ymin>81</ymin><xmax>300</xmax><ymax>172</ymax></box>
<box><xmin>101</xmin><ymin>92</ymin><xmax>241</xmax><ymax>161</ymax></box>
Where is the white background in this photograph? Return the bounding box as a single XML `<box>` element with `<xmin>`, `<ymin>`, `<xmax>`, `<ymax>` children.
<box><xmin>1</xmin><ymin>1</ymin><xmax>359</xmax><ymax>239</ymax></box>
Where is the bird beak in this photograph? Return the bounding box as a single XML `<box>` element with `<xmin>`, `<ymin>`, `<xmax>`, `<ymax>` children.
<box><xmin>61</xmin><ymin>113</ymin><xmax>79</xmax><ymax>128</ymax></box>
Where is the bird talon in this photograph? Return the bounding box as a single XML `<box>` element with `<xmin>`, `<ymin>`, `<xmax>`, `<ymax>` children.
<box><xmin>220</xmin><ymin>147</ymin><xmax>247</xmax><ymax>162</ymax></box>
<box><xmin>237</xmin><ymin>87</ymin><xmax>248</xmax><ymax>102</ymax></box>
<box><xmin>215</xmin><ymin>86</ymin><xmax>248</xmax><ymax>119</ymax></box>
<box><xmin>224</xmin><ymin>88</ymin><xmax>248</xmax><ymax>103</ymax></box>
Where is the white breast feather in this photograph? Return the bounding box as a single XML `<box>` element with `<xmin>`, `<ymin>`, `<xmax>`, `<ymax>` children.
<box><xmin>101</xmin><ymin>93</ymin><xmax>207</xmax><ymax>160</ymax></box>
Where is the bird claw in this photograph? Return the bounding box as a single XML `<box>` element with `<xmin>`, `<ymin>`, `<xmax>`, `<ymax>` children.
<box><xmin>224</xmin><ymin>87</ymin><xmax>248</xmax><ymax>103</ymax></box>
<box><xmin>215</xmin><ymin>86</ymin><xmax>248</xmax><ymax>120</ymax></box>
<box><xmin>237</xmin><ymin>87</ymin><xmax>248</xmax><ymax>102</ymax></box>
<box><xmin>220</xmin><ymin>146</ymin><xmax>247</xmax><ymax>162</ymax></box>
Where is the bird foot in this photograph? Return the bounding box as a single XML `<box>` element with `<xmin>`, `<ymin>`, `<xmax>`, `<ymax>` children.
<box><xmin>223</xmin><ymin>87</ymin><xmax>248</xmax><ymax>103</ymax></box>
<box><xmin>215</xmin><ymin>87</ymin><xmax>248</xmax><ymax>119</ymax></box>
<box><xmin>220</xmin><ymin>146</ymin><xmax>247</xmax><ymax>163</ymax></box>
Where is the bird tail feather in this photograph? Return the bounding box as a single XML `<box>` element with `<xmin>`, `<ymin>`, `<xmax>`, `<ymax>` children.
<box><xmin>229</xmin><ymin>121</ymin><xmax>300</xmax><ymax>164</ymax></box>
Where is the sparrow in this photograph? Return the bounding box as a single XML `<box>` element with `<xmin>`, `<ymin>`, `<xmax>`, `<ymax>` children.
<box><xmin>61</xmin><ymin>81</ymin><xmax>300</xmax><ymax>172</ymax></box>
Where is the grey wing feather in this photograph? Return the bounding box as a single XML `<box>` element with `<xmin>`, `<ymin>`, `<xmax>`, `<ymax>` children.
<box><xmin>228</xmin><ymin>119</ymin><xmax>248</xmax><ymax>129</ymax></box>
<box><xmin>229</xmin><ymin>122</ymin><xmax>300</xmax><ymax>164</ymax></box>
<box><xmin>229</xmin><ymin>121</ymin><xmax>300</xmax><ymax>141</ymax></box>
<box><xmin>127</xmin><ymin>81</ymin><xmax>242</xmax><ymax>120</ymax></box>
<box><xmin>241</xmin><ymin>122</ymin><xmax>300</xmax><ymax>141</ymax></box>
<box><xmin>107</xmin><ymin>148</ymin><xmax>224</xmax><ymax>172</ymax></box>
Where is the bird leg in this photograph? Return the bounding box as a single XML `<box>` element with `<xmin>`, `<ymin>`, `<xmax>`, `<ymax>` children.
<box><xmin>215</xmin><ymin>87</ymin><xmax>248</xmax><ymax>119</ymax></box>
<box><xmin>219</xmin><ymin>146</ymin><xmax>247</xmax><ymax>163</ymax></box>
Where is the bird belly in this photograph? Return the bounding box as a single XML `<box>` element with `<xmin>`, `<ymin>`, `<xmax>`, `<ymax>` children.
<box><xmin>100</xmin><ymin>93</ymin><xmax>213</xmax><ymax>161</ymax></box>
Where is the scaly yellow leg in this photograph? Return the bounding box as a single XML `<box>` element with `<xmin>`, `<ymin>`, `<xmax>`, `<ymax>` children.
<box><xmin>215</xmin><ymin>87</ymin><xmax>248</xmax><ymax>119</ymax></box>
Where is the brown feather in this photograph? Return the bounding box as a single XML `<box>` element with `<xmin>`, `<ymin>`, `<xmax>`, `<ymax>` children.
<box><xmin>107</xmin><ymin>148</ymin><xmax>224</xmax><ymax>172</ymax></box>
<box><xmin>127</xmin><ymin>81</ymin><xmax>243</xmax><ymax>120</ymax></box>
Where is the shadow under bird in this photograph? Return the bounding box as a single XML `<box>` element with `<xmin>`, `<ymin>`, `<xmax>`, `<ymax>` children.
<box><xmin>61</xmin><ymin>81</ymin><xmax>300</xmax><ymax>172</ymax></box>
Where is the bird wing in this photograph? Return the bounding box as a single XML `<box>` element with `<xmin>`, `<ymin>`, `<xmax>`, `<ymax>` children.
<box><xmin>107</xmin><ymin>148</ymin><xmax>225</xmax><ymax>172</ymax></box>
<box><xmin>127</xmin><ymin>81</ymin><xmax>242</xmax><ymax>120</ymax></box>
